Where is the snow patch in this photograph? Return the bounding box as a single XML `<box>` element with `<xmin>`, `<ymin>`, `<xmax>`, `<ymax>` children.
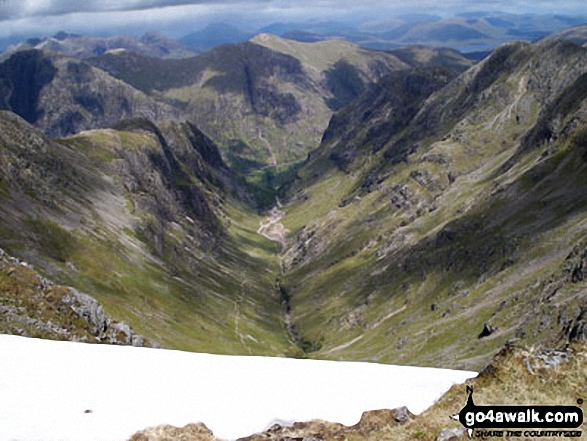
<box><xmin>0</xmin><ymin>335</ymin><xmax>476</xmax><ymax>440</ymax></box>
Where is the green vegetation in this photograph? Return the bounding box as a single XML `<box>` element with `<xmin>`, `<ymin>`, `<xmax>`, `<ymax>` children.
<box><xmin>1</xmin><ymin>35</ymin><xmax>587</xmax><ymax>380</ymax></box>
<box><xmin>26</xmin><ymin>217</ymin><xmax>77</xmax><ymax>263</ymax></box>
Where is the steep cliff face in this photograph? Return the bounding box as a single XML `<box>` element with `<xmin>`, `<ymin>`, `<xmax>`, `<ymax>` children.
<box><xmin>277</xmin><ymin>38</ymin><xmax>587</xmax><ymax>369</ymax></box>
<box><xmin>0</xmin><ymin>50</ymin><xmax>178</xmax><ymax>138</ymax></box>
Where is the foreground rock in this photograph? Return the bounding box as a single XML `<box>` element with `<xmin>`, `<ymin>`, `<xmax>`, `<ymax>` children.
<box><xmin>0</xmin><ymin>247</ymin><xmax>156</xmax><ymax>346</ymax></box>
<box><xmin>128</xmin><ymin>407</ymin><xmax>414</xmax><ymax>441</ymax></box>
<box><xmin>130</xmin><ymin>423</ymin><xmax>216</xmax><ymax>441</ymax></box>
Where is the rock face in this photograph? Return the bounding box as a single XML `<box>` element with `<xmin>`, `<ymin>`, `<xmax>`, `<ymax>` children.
<box><xmin>478</xmin><ymin>323</ymin><xmax>496</xmax><ymax>339</ymax></box>
<box><xmin>0</xmin><ymin>50</ymin><xmax>178</xmax><ymax>137</ymax></box>
<box><xmin>566</xmin><ymin>307</ymin><xmax>587</xmax><ymax>343</ymax></box>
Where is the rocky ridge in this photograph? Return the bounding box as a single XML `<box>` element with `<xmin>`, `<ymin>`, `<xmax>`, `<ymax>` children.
<box><xmin>0</xmin><ymin>247</ymin><xmax>154</xmax><ymax>346</ymax></box>
<box><xmin>1</xmin><ymin>31</ymin><xmax>196</xmax><ymax>61</ymax></box>
<box><xmin>276</xmin><ymin>37</ymin><xmax>587</xmax><ymax>369</ymax></box>
<box><xmin>0</xmin><ymin>49</ymin><xmax>178</xmax><ymax>137</ymax></box>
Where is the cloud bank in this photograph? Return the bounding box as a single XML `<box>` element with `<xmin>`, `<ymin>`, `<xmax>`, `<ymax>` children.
<box><xmin>0</xmin><ymin>0</ymin><xmax>585</xmax><ymax>38</ymax></box>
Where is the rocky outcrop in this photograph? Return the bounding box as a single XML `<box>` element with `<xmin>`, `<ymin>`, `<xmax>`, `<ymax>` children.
<box><xmin>129</xmin><ymin>423</ymin><xmax>216</xmax><ymax>441</ymax></box>
<box><xmin>0</xmin><ymin>248</ymin><xmax>156</xmax><ymax>347</ymax></box>
<box><xmin>564</xmin><ymin>307</ymin><xmax>587</xmax><ymax>343</ymax></box>
<box><xmin>237</xmin><ymin>407</ymin><xmax>414</xmax><ymax>440</ymax></box>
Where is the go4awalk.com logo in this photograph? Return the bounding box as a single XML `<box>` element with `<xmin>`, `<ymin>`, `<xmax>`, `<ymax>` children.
<box><xmin>454</xmin><ymin>386</ymin><xmax>584</xmax><ymax>438</ymax></box>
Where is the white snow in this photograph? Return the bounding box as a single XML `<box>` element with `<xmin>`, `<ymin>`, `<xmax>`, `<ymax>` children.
<box><xmin>0</xmin><ymin>335</ymin><xmax>476</xmax><ymax>440</ymax></box>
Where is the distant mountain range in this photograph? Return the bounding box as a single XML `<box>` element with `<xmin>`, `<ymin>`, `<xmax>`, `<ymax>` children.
<box><xmin>176</xmin><ymin>12</ymin><xmax>586</xmax><ymax>52</ymax></box>
<box><xmin>2</xmin><ymin>12</ymin><xmax>585</xmax><ymax>60</ymax></box>
<box><xmin>1</xmin><ymin>31</ymin><xmax>196</xmax><ymax>61</ymax></box>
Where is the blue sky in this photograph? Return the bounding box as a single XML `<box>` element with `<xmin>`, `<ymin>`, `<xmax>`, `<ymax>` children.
<box><xmin>0</xmin><ymin>0</ymin><xmax>585</xmax><ymax>38</ymax></box>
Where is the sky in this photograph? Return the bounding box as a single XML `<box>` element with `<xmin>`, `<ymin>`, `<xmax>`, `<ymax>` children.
<box><xmin>0</xmin><ymin>0</ymin><xmax>585</xmax><ymax>39</ymax></box>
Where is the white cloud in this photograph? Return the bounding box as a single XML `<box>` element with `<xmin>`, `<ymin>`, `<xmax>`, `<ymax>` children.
<box><xmin>0</xmin><ymin>0</ymin><xmax>585</xmax><ymax>21</ymax></box>
<box><xmin>0</xmin><ymin>0</ymin><xmax>584</xmax><ymax>39</ymax></box>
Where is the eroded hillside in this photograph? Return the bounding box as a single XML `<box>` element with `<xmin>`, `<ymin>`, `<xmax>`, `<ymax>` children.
<box><xmin>0</xmin><ymin>111</ymin><xmax>291</xmax><ymax>355</ymax></box>
<box><xmin>277</xmin><ymin>38</ymin><xmax>587</xmax><ymax>370</ymax></box>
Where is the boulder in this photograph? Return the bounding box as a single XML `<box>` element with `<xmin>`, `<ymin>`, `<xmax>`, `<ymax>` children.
<box><xmin>478</xmin><ymin>322</ymin><xmax>496</xmax><ymax>339</ymax></box>
<box><xmin>437</xmin><ymin>427</ymin><xmax>466</xmax><ymax>441</ymax></box>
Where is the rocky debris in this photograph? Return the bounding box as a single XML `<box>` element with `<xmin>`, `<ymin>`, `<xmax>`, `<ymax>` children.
<box><xmin>62</xmin><ymin>289</ymin><xmax>109</xmax><ymax>335</ymax></box>
<box><xmin>436</xmin><ymin>427</ymin><xmax>466</xmax><ymax>441</ymax></box>
<box><xmin>129</xmin><ymin>423</ymin><xmax>216</xmax><ymax>441</ymax></box>
<box><xmin>521</xmin><ymin>348</ymin><xmax>572</xmax><ymax>375</ymax></box>
<box><xmin>238</xmin><ymin>407</ymin><xmax>413</xmax><ymax>440</ymax></box>
<box><xmin>0</xmin><ymin>247</ymin><xmax>156</xmax><ymax>347</ymax></box>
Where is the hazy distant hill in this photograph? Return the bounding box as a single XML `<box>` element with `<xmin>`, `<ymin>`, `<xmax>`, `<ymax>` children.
<box><xmin>256</xmin><ymin>13</ymin><xmax>587</xmax><ymax>51</ymax></box>
<box><xmin>179</xmin><ymin>23</ymin><xmax>254</xmax><ymax>52</ymax></box>
<box><xmin>1</xmin><ymin>31</ymin><xmax>195</xmax><ymax>61</ymax></box>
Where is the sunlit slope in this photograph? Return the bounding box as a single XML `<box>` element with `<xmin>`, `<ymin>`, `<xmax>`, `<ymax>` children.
<box><xmin>279</xmin><ymin>39</ymin><xmax>587</xmax><ymax>370</ymax></box>
<box><xmin>0</xmin><ymin>111</ymin><xmax>291</xmax><ymax>355</ymax></box>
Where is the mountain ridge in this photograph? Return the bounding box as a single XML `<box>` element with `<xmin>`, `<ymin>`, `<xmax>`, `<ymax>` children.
<box><xmin>1</xmin><ymin>32</ymin><xmax>587</xmax><ymax>371</ymax></box>
<box><xmin>275</xmin><ymin>36</ymin><xmax>587</xmax><ymax>369</ymax></box>
<box><xmin>1</xmin><ymin>31</ymin><xmax>196</xmax><ymax>61</ymax></box>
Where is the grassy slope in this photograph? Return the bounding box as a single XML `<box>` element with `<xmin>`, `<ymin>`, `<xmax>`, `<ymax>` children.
<box><xmin>277</xmin><ymin>39</ymin><xmax>587</xmax><ymax>370</ymax></box>
<box><xmin>88</xmin><ymin>38</ymin><xmax>407</xmax><ymax>171</ymax></box>
<box><xmin>0</xmin><ymin>112</ymin><xmax>292</xmax><ymax>356</ymax></box>
<box><xmin>251</xmin><ymin>33</ymin><xmax>405</xmax><ymax>73</ymax></box>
